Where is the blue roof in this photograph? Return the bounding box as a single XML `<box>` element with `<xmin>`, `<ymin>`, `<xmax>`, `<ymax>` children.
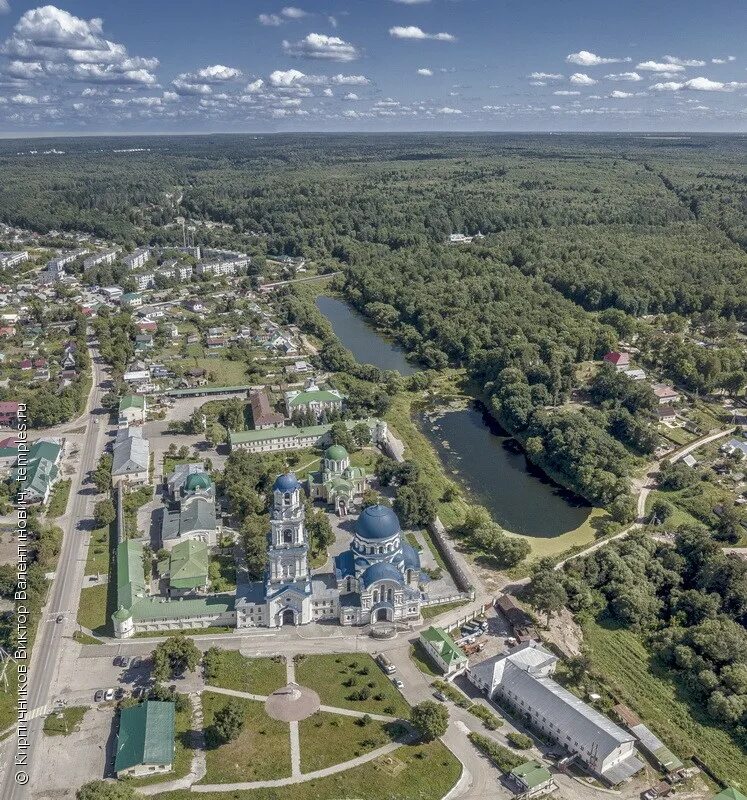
<box><xmin>335</xmin><ymin>549</ymin><xmax>355</xmax><ymax>579</ymax></box>
<box><xmin>361</xmin><ymin>561</ymin><xmax>405</xmax><ymax>588</ymax></box>
<box><xmin>402</xmin><ymin>542</ymin><xmax>421</xmax><ymax>571</ymax></box>
<box><xmin>356</xmin><ymin>504</ymin><xmax>401</xmax><ymax>541</ymax></box>
<box><xmin>274</xmin><ymin>473</ymin><xmax>302</xmax><ymax>493</ymax></box>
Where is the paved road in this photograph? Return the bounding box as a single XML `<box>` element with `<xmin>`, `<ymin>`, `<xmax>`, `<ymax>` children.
<box><xmin>1</xmin><ymin>342</ymin><xmax>106</xmax><ymax>800</ymax></box>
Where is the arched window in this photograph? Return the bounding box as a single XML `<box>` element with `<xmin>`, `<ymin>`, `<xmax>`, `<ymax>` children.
<box><xmin>387</xmin><ymin>588</ymin><xmax>393</xmax><ymax>603</ymax></box>
<box><xmin>283</xmin><ymin>529</ymin><xmax>293</xmax><ymax>544</ymax></box>
<box><xmin>378</xmin><ymin>546</ymin><xmax>384</xmax><ymax>554</ymax></box>
<box><xmin>373</xmin><ymin>589</ymin><xmax>379</xmax><ymax>603</ymax></box>
<box><xmin>406</xmin><ymin>569</ymin><xmax>413</xmax><ymax>584</ymax></box>
<box><xmin>283</xmin><ymin>492</ymin><xmax>292</xmax><ymax>505</ymax></box>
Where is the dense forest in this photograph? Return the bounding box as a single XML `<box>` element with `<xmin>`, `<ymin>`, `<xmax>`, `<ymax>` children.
<box><xmin>1</xmin><ymin>133</ymin><xmax>745</xmax><ymax>504</ymax></box>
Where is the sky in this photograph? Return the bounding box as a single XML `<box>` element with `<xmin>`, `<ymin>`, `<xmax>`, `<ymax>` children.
<box><xmin>0</xmin><ymin>0</ymin><xmax>744</xmax><ymax>135</ymax></box>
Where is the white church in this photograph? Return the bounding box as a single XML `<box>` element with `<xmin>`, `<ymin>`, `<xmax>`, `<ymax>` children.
<box><xmin>235</xmin><ymin>473</ymin><xmax>423</xmax><ymax>627</ymax></box>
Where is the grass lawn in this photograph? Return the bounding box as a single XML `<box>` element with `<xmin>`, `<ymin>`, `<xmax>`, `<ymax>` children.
<box><xmin>204</xmin><ymin>652</ymin><xmax>287</xmax><ymax>696</ymax></box>
<box><xmin>154</xmin><ymin>739</ymin><xmax>461</xmax><ymax>800</ymax></box>
<box><xmin>187</xmin><ymin>357</ymin><xmax>251</xmax><ymax>387</ymax></box>
<box><xmin>199</xmin><ymin>692</ymin><xmax>291</xmax><ymax>783</ymax></box>
<box><xmin>298</xmin><ymin>711</ymin><xmax>399</xmax><ymax>772</ymax></box>
<box><xmin>658</xmin><ymin>425</ymin><xmax>695</xmax><ymax>447</ymax></box>
<box><xmin>0</xmin><ymin>666</ymin><xmax>18</xmax><ymax>731</ymax></box>
<box><xmin>513</xmin><ymin>507</ymin><xmax>610</xmax><ymax>562</ymax></box>
<box><xmin>72</xmin><ymin>630</ymin><xmax>102</xmax><ymax>645</ymax></box>
<box><xmin>582</xmin><ymin>617</ymin><xmax>747</xmax><ymax>785</ymax></box>
<box><xmin>644</xmin><ymin>490</ymin><xmax>701</xmax><ymax>527</ymax></box>
<box><xmin>127</xmin><ymin>699</ymin><xmax>194</xmax><ymax>786</ymax></box>
<box><xmin>43</xmin><ymin>706</ymin><xmax>87</xmax><ymax>736</ymax></box>
<box><xmin>46</xmin><ymin>480</ymin><xmax>72</xmax><ymax>518</ymax></box>
<box><xmin>84</xmin><ymin>523</ymin><xmax>113</xmax><ymax>576</ymax></box>
<box><xmin>421</xmin><ymin>600</ymin><xmax>468</xmax><ymax>621</ymax></box>
<box><xmin>208</xmin><ymin>555</ymin><xmax>237</xmax><ymax>593</ymax></box>
<box><xmin>77</xmin><ymin>583</ymin><xmax>114</xmax><ymax>636</ymax></box>
<box><xmin>295</xmin><ymin>654</ymin><xmax>410</xmax><ymax>717</ymax></box>
<box><xmin>409</xmin><ymin>642</ymin><xmax>441</xmax><ymax>677</ymax></box>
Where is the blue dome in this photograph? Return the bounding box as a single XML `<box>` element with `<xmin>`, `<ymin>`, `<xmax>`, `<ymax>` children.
<box><xmin>274</xmin><ymin>473</ymin><xmax>302</xmax><ymax>493</ymax></box>
<box><xmin>356</xmin><ymin>504</ymin><xmax>400</xmax><ymax>541</ymax></box>
<box><xmin>402</xmin><ymin>543</ymin><xmax>421</xmax><ymax>571</ymax></box>
<box><xmin>361</xmin><ymin>562</ymin><xmax>405</xmax><ymax>589</ymax></box>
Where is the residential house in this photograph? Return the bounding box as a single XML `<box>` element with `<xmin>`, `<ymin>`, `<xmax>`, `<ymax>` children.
<box><xmin>121</xmin><ymin>292</ymin><xmax>143</xmax><ymax>309</ymax></box>
<box><xmin>0</xmin><ymin>401</ymin><xmax>20</xmax><ymax>428</ymax></box>
<box><xmin>11</xmin><ymin>438</ymin><xmax>63</xmax><ymax>504</ymax></box>
<box><xmin>119</xmin><ymin>395</ymin><xmax>147</xmax><ymax>426</ymax></box>
<box><xmin>623</xmin><ymin>368</ymin><xmax>646</xmax><ymax>381</ymax></box>
<box><xmin>195</xmin><ymin>256</ymin><xmax>250</xmax><ymax>277</ymax></box>
<box><xmin>83</xmin><ymin>248</ymin><xmax>118</xmax><ymax>269</ymax></box>
<box><xmin>419</xmin><ymin>626</ymin><xmax>468</xmax><ymax>677</ymax></box>
<box><xmin>133</xmin><ymin>273</ymin><xmax>155</xmax><ymax>291</ymax></box>
<box><xmin>603</xmin><ymin>352</ymin><xmax>630</xmax><ymax>371</ymax></box>
<box><xmin>101</xmin><ymin>286</ymin><xmax>123</xmax><ymax>302</ymax></box>
<box><xmin>652</xmin><ymin>384</ymin><xmax>680</xmax><ymax>405</ymax></box>
<box><xmin>722</xmin><ymin>439</ymin><xmax>747</xmax><ymax>459</ymax></box>
<box><xmin>655</xmin><ymin>406</ymin><xmax>677</xmax><ymax>422</ymax></box>
<box><xmin>114</xmin><ymin>700</ymin><xmax>175</xmax><ymax>778</ymax></box>
<box><xmin>467</xmin><ymin>642</ymin><xmax>643</xmax><ymax>785</ymax></box>
<box><xmin>111</xmin><ymin>432</ymin><xmax>150</xmax><ymax>485</ymax></box>
<box><xmin>250</xmin><ymin>389</ymin><xmax>285</xmax><ymax>429</ymax></box>
<box><xmin>122</xmin><ymin>248</ymin><xmax>150</xmax><ymax>271</ymax></box>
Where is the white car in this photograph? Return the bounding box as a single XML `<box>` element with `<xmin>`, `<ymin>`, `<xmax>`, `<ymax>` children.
<box><xmin>393</xmin><ymin>678</ymin><xmax>404</xmax><ymax>689</ymax></box>
<box><xmin>104</xmin><ymin>688</ymin><xmax>115</xmax><ymax>701</ymax></box>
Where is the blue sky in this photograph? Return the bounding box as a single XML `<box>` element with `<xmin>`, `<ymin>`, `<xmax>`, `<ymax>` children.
<box><xmin>0</xmin><ymin>0</ymin><xmax>744</xmax><ymax>134</ymax></box>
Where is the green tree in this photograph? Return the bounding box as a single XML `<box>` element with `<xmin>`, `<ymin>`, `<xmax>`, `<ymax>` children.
<box><xmin>93</xmin><ymin>498</ymin><xmax>116</xmax><ymax>528</ymax></box>
<box><xmin>212</xmin><ymin>699</ymin><xmax>246</xmax><ymax>743</ymax></box>
<box><xmin>152</xmin><ymin>634</ymin><xmax>201</xmax><ymax>681</ymax></box>
<box><xmin>525</xmin><ymin>564</ymin><xmax>568</xmax><ymax>627</ymax></box>
<box><xmin>410</xmin><ymin>700</ymin><xmax>449</xmax><ymax>741</ymax></box>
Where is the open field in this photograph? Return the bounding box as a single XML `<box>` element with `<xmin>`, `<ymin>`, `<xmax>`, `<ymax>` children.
<box><xmin>183</xmin><ymin>356</ymin><xmax>251</xmax><ymax>387</ymax></box>
<box><xmin>295</xmin><ymin>654</ymin><xmax>410</xmax><ymax>717</ymax></box>
<box><xmin>154</xmin><ymin>739</ymin><xmax>461</xmax><ymax>800</ymax></box>
<box><xmin>76</xmin><ymin>583</ymin><xmax>113</xmax><ymax>636</ymax></box>
<box><xmin>582</xmin><ymin>617</ymin><xmax>747</xmax><ymax>786</ymax></box>
<box><xmin>205</xmin><ymin>652</ymin><xmax>287</xmax><ymax>696</ymax></box>
<box><xmin>199</xmin><ymin>693</ymin><xmax>291</xmax><ymax>784</ymax></box>
<box><xmin>46</xmin><ymin>480</ymin><xmax>71</xmax><ymax>518</ymax></box>
<box><xmin>84</xmin><ymin>524</ymin><xmax>112</xmax><ymax>576</ymax></box>
<box><xmin>298</xmin><ymin>711</ymin><xmax>399</xmax><ymax>772</ymax></box>
<box><xmin>42</xmin><ymin>706</ymin><xmax>87</xmax><ymax>736</ymax></box>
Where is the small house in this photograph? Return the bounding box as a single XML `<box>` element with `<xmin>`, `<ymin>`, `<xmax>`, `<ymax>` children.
<box><xmin>114</xmin><ymin>701</ymin><xmax>175</xmax><ymax>778</ymax></box>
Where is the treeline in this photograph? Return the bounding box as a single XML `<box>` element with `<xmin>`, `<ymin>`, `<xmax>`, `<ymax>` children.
<box><xmin>551</xmin><ymin>527</ymin><xmax>747</xmax><ymax>743</ymax></box>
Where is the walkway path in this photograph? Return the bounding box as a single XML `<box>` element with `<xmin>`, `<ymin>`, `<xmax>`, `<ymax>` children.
<box><xmin>285</xmin><ymin>657</ymin><xmax>302</xmax><ymax>778</ymax></box>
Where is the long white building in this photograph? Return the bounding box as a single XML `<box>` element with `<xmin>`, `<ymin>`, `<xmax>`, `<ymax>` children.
<box><xmin>468</xmin><ymin>642</ymin><xmax>643</xmax><ymax>785</ymax></box>
<box><xmin>83</xmin><ymin>248</ymin><xmax>119</xmax><ymax>269</ymax></box>
<box><xmin>123</xmin><ymin>247</ymin><xmax>151</xmax><ymax>271</ymax></box>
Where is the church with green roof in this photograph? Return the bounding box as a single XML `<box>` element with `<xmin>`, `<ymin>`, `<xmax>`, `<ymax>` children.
<box><xmin>307</xmin><ymin>443</ymin><xmax>368</xmax><ymax>515</ymax></box>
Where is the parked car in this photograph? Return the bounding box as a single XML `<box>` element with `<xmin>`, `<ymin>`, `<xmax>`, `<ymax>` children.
<box><xmin>376</xmin><ymin>654</ymin><xmax>396</xmax><ymax>675</ymax></box>
<box><xmin>94</xmin><ymin>690</ymin><xmax>104</xmax><ymax>702</ymax></box>
<box><xmin>393</xmin><ymin>678</ymin><xmax>404</xmax><ymax>689</ymax></box>
<box><xmin>115</xmin><ymin>688</ymin><xmax>125</xmax><ymax>700</ymax></box>
<box><xmin>434</xmin><ymin>691</ymin><xmax>447</xmax><ymax>702</ymax></box>
<box><xmin>120</xmin><ymin>656</ymin><xmax>131</xmax><ymax>669</ymax></box>
<box><xmin>104</xmin><ymin>688</ymin><xmax>115</xmax><ymax>701</ymax></box>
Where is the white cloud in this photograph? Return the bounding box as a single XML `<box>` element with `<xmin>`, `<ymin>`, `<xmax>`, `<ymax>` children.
<box><xmin>74</xmin><ymin>63</ymin><xmax>156</xmax><ymax>85</ymax></box>
<box><xmin>570</xmin><ymin>72</ymin><xmax>597</xmax><ymax>85</ymax></box>
<box><xmin>389</xmin><ymin>26</ymin><xmax>455</xmax><ymax>41</ymax></box>
<box><xmin>711</xmin><ymin>56</ymin><xmax>736</xmax><ymax>64</ymax></box>
<box><xmin>663</xmin><ymin>55</ymin><xmax>705</xmax><ymax>67</ymax></box>
<box><xmin>328</xmin><ymin>16</ymin><xmax>337</xmax><ymax>28</ymax></box>
<box><xmin>437</xmin><ymin>106</ymin><xmax>461</xmax><ymax>114</ymax></box>
<box><xmin>244</xmin><ymin>78</ymin><xmax>264</xmax><ymax>93</ymax></box>
<box><xmin>417</xmin><ymin>68</ymin><xmax>433</xmax><ymax>76</ymax></box>
<box><xmin>636</xmin><ymin>60</ymin><xmax>685</xmax><ymax>73</ymax></box>
<box><xmin>0</xmin><ymin>1</ymin><xmax>9</xmax><ymax>15</ymax></box>
<box><xmin>4</xmin><ymin>59</ymin><xmax>43</xmax><ymax>79</ymax></box>
<box><xmin>268</xmin><ymin>68</ymin><xmax>306</xmax><ymax>87</ymax></box>
<box><xmin>171</xmin><ymin>78</ymin><xmax>212</xmax><ymax>95</ymax></box>
<box><xmin>282</xmin><ymin>33</ymin><xmax>359</xmax><ymax>61</ymax></box>
<box><xmin>281</xmin><ymin>6</ymin><xmax>307</xmax><ymax>18</ymax></box>
<box><xmin>343</xmin><ymin>92</ymin><xmax>358</xmax><ymax>101</ymax></box>
<box><xmin>553</xmin><ymin>90</ymin><xmax>580</xmax><ymax>96</ymax></box>
<box><xmin>193</xmin><ymin>64</ymin><xmax>242</xmax><ymax>82</ymax></box>
<box><xmin>566</xmin><ymin>50</ymin><xmax>629</xmax><ymax>66</ymax></box>
<box><xmin>604</xmin><ymin>72</ymin><xmax>642</xmax><ymax>81</ymax></box>
<box><xmin>258</xmin><ymin>13</ymin><xmax>282</xmax><ymax>26</ymax></box>
<box><xmin>11</xmin><ymin>93</ymin><xmax>38</xmax><ymax>104</ymax></box>
<box><xmin>330</xmin><ymin>73</ymin><xmax>369</xmax><ymax>85</ymax></box>
<box><xmin>322</xmin><ymin>87</ymin><xmax>333</xmax><ymax>96</ymax></box>
<box><xmin>610</xmin><ymin>90</ymin><xmax>633</xmax><ymax>98</ymax></box>
<box><xmin>650</xmin><ymin>76</ymin><xmax>747</xmax><ymax>92</ymax></box>
<box><xmin>550</xmin><ymin>105</ymin><xmax>562</xmax><ymax>111</ymax></box>
<box><xmin>529</xmin><ymin>72</ymin><xmax>562</xmax><ymax>80</ymax></box>
<box><xmin>529</xmin><ymin>81</ymin><xmax>545</xmax><ymax>86</ymax></box>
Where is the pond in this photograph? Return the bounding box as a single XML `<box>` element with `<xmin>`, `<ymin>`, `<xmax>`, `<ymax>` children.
<box><xmin>315</xmin><ymin>295</ymin><xmax>418</xmax><ymax>375</ymax></box>
<box><xmin>421</xmin><ymin>403</ymin><xmax>591</xmax><ymax>537</ymax></box>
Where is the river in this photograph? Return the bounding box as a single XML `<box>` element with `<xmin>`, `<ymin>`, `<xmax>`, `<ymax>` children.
<box><xmin>315</xmin><ymin>295</ymin><xmax>418</xmax><ymax>375</ymax></box>
<box><xmin>316</xmin><ymin>295</ymin><xmax>590</xmax><ymax>537</ymax></box>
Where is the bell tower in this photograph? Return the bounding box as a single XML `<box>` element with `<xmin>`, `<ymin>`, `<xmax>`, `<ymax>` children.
<box><xmin>266</xmin><ymin>473</ymin><xmax>309</xmax><ymax>587</ymax></box>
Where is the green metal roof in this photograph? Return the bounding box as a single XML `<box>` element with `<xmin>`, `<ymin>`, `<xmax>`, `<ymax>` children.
<box><xmin>421</xmin><ymin>626</ymin><xmax>467</xmax><ymax>667</ymax></box>
<box><xmin>165</xmin><ymin>385</ymin><xmax>251</xmax><ymax>397</ymax></box>
<box><xmin>184</xmin><ymin>471</ymin><xmax>212</xmax><ymax>492</ymax></box>
<box><xmin>130</xmin><ymin>593</ymin><xmax>234</xmax><ymax>621</ymax></box>
<box><xmin>288</xmin><ymin>388</ymin><xmax>342</xmax><ymax>407</ymax></box>
<box><xmin>115</xmin><ymin>701</ymin><xmax>175</xmax><ymax>772</ymax></box>
<box><xmin>325</xmin><ymin>444</ymin><xmax>349</xmax><ymax>461</ymax></box>
<box><xmin>510</xmin><ymin>760</ymin><xmax>552</xmax><ymax>790</ymax></box>
<box><xmin>119</xmin><ymin>394</ymin><xmax>145</xmax><ymax>411</ymax></box>
<box><xmin>116</xmin><ymin>539</ymin><xmax>147</xmax><ymax>611</ymax></box>
<box><xmin>230</xmin><ymin>418</ymin><xmax>380</xmax><ymax>447</ymax></box>
<box><xmin>164</xmin><ymin>539</ymin><xmax>209</xmax><ymax>590</ymax></box>
<box><xmin>11</xmin><ymin>439</ymin><xmax>62</xmax><ymax>499</ymax></box>
<box><xmin>715</xmin><ymin>790</ymin><xmax>747</xmax><ymax>800</ymax></box>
